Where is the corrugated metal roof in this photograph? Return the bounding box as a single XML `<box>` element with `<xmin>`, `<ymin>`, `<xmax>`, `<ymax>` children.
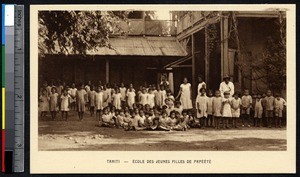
<box><xmin>85</xmin><ymin>36</ymin><xmax>187</xmax><ymax>57</ymax></box>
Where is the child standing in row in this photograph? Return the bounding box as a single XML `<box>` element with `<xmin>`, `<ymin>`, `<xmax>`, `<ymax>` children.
<box><xmin>76</xmin><ymin>83</ymin><xmax>87</xmax><ymax>121</ymax></box>
<box><xmin>254</xmin><ymin>94</ymin><xmax>263</xmax><ymax>127</ymax></box>
<box><xmin>147</xmin><ymin>89</ymin><xmax>155</xmax><ymax>108</ymax></box>
<box><xmin>265</xmin><ymin>90</ymin><xmax>275</xmax><ymax>128</ymax></box>
<box><xmin>112</xmin><ymin>88</ymin><xmax>122</xmax><ymax>110</ymax></box>
<box><xmin>127</xmin><ymin>86</ymin><xmax>136</xmax><ymax>109</ymax></box>
<box><xmin>231</xmin><ymin>92</ymin><xmax>241</xmax><ymax>128</ymax></box>
<box><xmin>49</xmin><ymin>87</ymin><xmax>59</xmax><ymax>120</ymax></box>
<box><xmin>274</xmin><ymin>93</ymin><xmax>286</xmax><ymax>128</ymax></box>
<box><xmin>241</xmin><ymin>89</ymin><xmax>252</xmax><ymax>127</ymax></box>
<box><xmin>212</xmin><ymin>90</ymin><xmax>222</xmax><ymax>129</ymax></box>
<box><xmin>221</xmin><ymin>91</ymin><xmax>232</xmax><ymax>128</ymax></box>
<box><xmin>88</xmin><ymin>86</ymin><xmax>96</xmax><ymax>116</ymax></box>
<box><xmin>60</xmin><ymin>89</ymin><xmax>70</xmax><ymax>121</ymax></box>
<box><xmin>39</xmin><ymin>89</ymin><xmax>50</xmax><ymax>119</ymax></box>
<box><xmin>196</xmin><ymin>88</ymin><xmax>208</xmax><ymax>128</ymax></box>
<box><xmin>95</xmin><ymin>86</ymin><xmax>104</xmax><ymax>120</ymax></box>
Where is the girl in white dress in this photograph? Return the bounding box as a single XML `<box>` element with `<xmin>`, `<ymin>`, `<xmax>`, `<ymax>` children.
<box><xmin>68</xmin><ymin>83</ymin><xmax>77</xmax><ymax>110</ymax></box>
<box><xmin>95</xmin><ymin>86</ymin><xmax>104</xmax><ymax>120</ymax></box>
<box><xmin>154</xmin><ymin>86</ymin><xmax>161</xmax><ymax>108</ymax></box>
<box><xmin>39</xmin><ymin>89</ymin><xmax>50</xmax><ymax>119</ymax></box>
<box><xmin>254</xmin><ymin>94</ymin><xmax>263</xmax><ymax>127</ymax></box>
<box><xmin>88</xmin><ymin>86</ymin><xmax>96</xmax><ymax>116</ymax></box>
<box><xmin>126</xmin><ymin>87</ymin><xmax>136</xmax><ymax>109</ymax></box>
<box><xmin>112</xmin><ymin>88</ymin><xmax>122</xmax><ymax>110</ymax></box>
<box><xmin>176</xmin><ymin>77</ymin><xmax>193</xmax><ymax>110</ymax></box>
<box><xmin>147</xmin><ymin>89</ymin><xmax>155</xmax><ymax>108</ymax></box>
<box><xmin>195</xmin><ymin>88</ymin><xmax>208</xmax><ymax>128</ymax></box>
<box><xmin>231</xmin><ymin>92</ymin><xmax>241</xmax><ymax>128</ymax></box>
<box><xmin>159</xmin><ymin>85</ymin><xmax>167</xmax><ymax>108</ymax></box>
<box><xmin>119</xmin><ymin>83</ymin><xmax>127</xmax><ymax>106</ymax></box>
<box><xmin>221</xmin><ymin>91</ymin><xmax>232</xmax><ymax>128</ymax></box>
<box><xmin>49</xmin><ymin>87</ymin><xmax>59</xmax><ymax>120</ymax></box>
<box><xmin>212</xmin><ymin>90</ymin><xmax>223</xmax><ymax>129</ymax></box>
<box><xmin>139</xmin><ymin>88</ymin><xmax>148</xmax><ymax>106</ymax></box>
<box><xmin>102</xmin><ymin>85</ymin><xmax>110</xmax><ymax>108</ymax></box>
<box><xmin>60</xmin><ymin>89</ymin><xmax>70</xmax><ymax>121</ymax></box>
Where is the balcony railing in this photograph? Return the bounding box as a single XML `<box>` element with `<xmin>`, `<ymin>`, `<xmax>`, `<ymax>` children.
<box><xmin>113</xmin><ymin>19</ymin><xmax>177</xmax><ymax>36</ymax></box>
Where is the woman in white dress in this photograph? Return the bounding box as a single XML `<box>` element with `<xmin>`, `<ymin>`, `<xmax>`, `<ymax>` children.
<box><xmin>176</xmin><ymin>77</ymin><xmax>193</xmax><ymax>110</ymax></box>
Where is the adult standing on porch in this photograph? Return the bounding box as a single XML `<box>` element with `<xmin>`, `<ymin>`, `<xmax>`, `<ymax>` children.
<box><xmin>160</xmin><ymin>75</ymin><xmax>170</xmax><ymax>90</ymax></box>
<box><xmin>176</xmin><ymin>77</ymin><xmax>193</xmax><ymax>110</ymax></box>
<box><xmin>219</xmin><ymin>74</ymin><xmax>234</xmax><ymax>97</ymax></box>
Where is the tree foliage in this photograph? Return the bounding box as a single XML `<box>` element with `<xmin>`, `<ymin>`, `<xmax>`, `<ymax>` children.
<box><xmin>38</xmin><ymin>11</ymin><xmax>129</xmax><ymax>56</ymax></box>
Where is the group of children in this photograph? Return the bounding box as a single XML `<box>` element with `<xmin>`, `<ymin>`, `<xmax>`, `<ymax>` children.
<box><xmin>195</xmin><ymin>89</ymin><xmax>286</xmax><ymax>129</ymax></box>
<box><xmin>39</xmin><ymin>80</ymin><xmax>286</xmax><ymax>130</ymax></box>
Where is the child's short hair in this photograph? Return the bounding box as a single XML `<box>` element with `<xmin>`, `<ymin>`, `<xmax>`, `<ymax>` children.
<box><xmin>162</xmin><ymin>105</ymin><xmax>168</xmax><ymax>110</ymax></box>
<box><xmin>233</xmin><ymin>92</ymin><xmax>240</xmax><ymax>97</ymax></box>
<box><xmin>182</xmin><ymin>110</ymin><xmax>188</xmax><ymax>114</ymax></box>
<box><xmin>199</xmin><ymin>88</ymin><xmax>206</xmax><ymax>93</ymax></box>
<box><xmin>51</xmin><ymin>87</ymin><xmax>57</xmax><ymax>92</ymax></box>
<box><xmin>224</xmin><ymin>91</ymin><xmax>230</xmax><ymax>95</ymax></box>
<box><xmin>130</xmin><ymin>110</ymin><xmax>135</xmax><ymax>115</ymax></box>
<box><xmin>161</xmin><ymin>110</ymin><xmax>168</xmax><ymax>115</ymax></box>
<box><xmin>170</xmin><ymin>110</ymin><xmax>177</xmax><ymax>115</ymax></box>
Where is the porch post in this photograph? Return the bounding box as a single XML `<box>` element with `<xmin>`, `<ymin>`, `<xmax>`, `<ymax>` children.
<box><xmin>105</xmin><ymin>59</ymin><xmax>109</xmax><ymax>83</ymax></box>
<box><xmin>191</xmin><ymin>33</ymin><xmax>196</xmax><ymax>98</ymax></box>
<box><xmin>205</xmin><ymin>27</ymin><xmax>209</xmax><ymax>89</ymax></box>
<box><xmin>168</xmin><ymin>71</ymin><xmax>174</xmax><ymax>94</ymax></box>
<box><xmin>221</xmin><ymin>16</ymin><xmax>229</xmax><ymax>80</ymax></box>
<box><xmin>224</xmin><ymin>16</ymin><xmax>229</xmax><ymax>78</ymax></box>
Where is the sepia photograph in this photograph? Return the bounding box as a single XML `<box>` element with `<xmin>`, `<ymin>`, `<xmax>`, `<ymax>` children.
<box><xmin>30</xmin><ymin>4</ymin><xmax>295</xmax><ymax>173</ymax></box>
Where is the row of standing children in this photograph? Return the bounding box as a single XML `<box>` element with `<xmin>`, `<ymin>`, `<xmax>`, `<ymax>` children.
<box><xmin>39</xmin><ymin>81</ymin><xmax>175</xmax><ymax>121</ymax></box>
<box><xmin>195</xmin><ymin>88</ymin><xmax>286</xmax><ymax>129</ymax></box>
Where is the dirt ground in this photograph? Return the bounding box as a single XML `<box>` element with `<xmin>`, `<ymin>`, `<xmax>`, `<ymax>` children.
<box><xmin>38</xmin><ymin>110</ymin><xmax>286</xmax><ymax>151</ymax></box>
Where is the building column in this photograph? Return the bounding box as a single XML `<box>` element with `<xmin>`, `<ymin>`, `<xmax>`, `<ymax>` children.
<box><xmin>220</xmin><ymin>16</ymin><xmax>229</xmax><ymax>80</ymax></box>
<box><xmin>205</xmin><ymin>27</ymin><xmax>209</xmax><ymax>88</ymax></box>
<box><xmin>105</xmin><ymin>59</ymin><xmax>109</xmax><ymax>84</ymax></box>
<box><xmin>191</xmin><ymin>33</ymin><xmax>196</xmax><ymax>98</ymax></box>
<box><xmin>168</xmin><ymin>71</ymin><xmax>174</xmax><ymax>94</ymax></box>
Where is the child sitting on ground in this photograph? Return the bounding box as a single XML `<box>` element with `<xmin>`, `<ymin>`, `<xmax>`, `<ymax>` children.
<box><xmin>173</xmin><ymin>101</ymin><xmax>183</xmax><ymax>115</ymax></box>
<box><xmin>99</xmin><ymin>107</ymin><xmax>115</xmax><ymax>127</ymax></box>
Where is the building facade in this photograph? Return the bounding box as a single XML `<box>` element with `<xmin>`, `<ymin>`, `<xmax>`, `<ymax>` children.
<box><xmin>39</xmin><ymin>11</ymin><xmax>286</xmax><ymax>97</ymax></box>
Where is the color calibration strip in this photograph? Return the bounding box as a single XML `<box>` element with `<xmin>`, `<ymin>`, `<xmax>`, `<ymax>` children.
<box><xmin>1</xmin><ymin>4</ymin><xmax>24</xmax><ymax>173</ymax></box>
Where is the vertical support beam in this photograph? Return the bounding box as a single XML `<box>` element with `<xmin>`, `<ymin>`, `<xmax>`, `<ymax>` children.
<box><xmin>168</xmin><ymin>71</ymin><xmax>174</xmax><ymax>94</ymax></box>
<box><xmin>223</xmin><ymin>16</ymin><xmax>229</xmax><ymax>78</ymax></box>
<box><xmin>105</xmin><ymin>59</ymin><xmax>109</xmax><ymax>84</ymax></box>
<box><xmin>220</xmin><ymin>16</ymin><xmax>229</xmax><ymax>80</ymax></box>
<box><xmin>191</xmin><ymin>33</ymin><xmax>195</xmax><ymax>99</ymax></box>
<box><xmin>205</xmin><ymin>27</ymin><xmax>209</xmax><ymax>89</ymax></box>
<box><xmin>220</xmin><ymin>18</ymin><xmax>224</xmax><ymax>81</ymax></box>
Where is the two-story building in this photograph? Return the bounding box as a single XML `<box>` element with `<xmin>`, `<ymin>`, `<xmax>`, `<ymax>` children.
<box><xmin>39</xmin><ymin>10</ymin><xmax>286</xmax><ymax>98</ymax></box>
